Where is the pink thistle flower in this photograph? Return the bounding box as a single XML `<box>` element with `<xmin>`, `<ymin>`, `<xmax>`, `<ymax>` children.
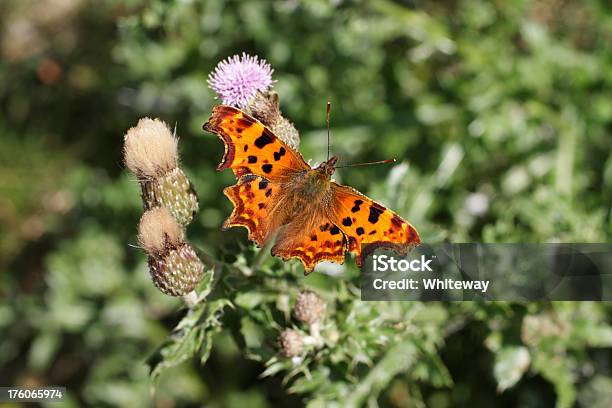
<box><xmin>207</xmin><ymin>53</ymin><xmax>274</xmax><ymax>108</ymax></box>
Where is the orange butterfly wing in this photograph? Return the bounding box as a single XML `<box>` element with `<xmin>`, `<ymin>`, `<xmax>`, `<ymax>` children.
<box><xmin>203</xmin><ymin>105</ymin><xmax>309</xmax><ymax>181</ymax></box>
<box><xmin>224</xmin><ymin>174</ymin><xmax>347</xmax><ymax>271</ymax></box>
<box><xmin>329</xmin><ymin>183</ymin><xmax>420</xmax><ymax>266</ymax></box>
<box><xmin>222</xmin><ymin>174</ymin><xmax>282</xmax><ymax>247</ymax></box>
<box><xmin>271</xmin><ymin>214</ymin><xmax>347</xmax><ymax>274</ymax></box>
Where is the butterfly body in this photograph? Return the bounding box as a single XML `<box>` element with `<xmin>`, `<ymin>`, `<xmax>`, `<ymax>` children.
<box><xmin>204</xmin><ymin>106</ymin><xmax>420</xmax><ymax>273</ymax></box>
<box><xmin>297</xmin><ymin>156</ymin><xmax>338</xmax><ymax>199</ymax></box>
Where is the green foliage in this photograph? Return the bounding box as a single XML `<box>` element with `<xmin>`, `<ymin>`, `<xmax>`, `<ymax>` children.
<box><xmin>1</xmin><ymin>0</ymin><xmax>611</xmax><ymax>407</ymax></box>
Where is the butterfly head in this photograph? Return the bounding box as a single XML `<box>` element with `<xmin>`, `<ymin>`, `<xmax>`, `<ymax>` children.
<box><xmin>316</xmin><ymin>155</ymin><xmax>338</xmax><ymax>177</ymax></box>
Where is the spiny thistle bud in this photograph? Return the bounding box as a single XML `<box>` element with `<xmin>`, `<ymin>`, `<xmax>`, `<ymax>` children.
<box><xmin>140</xmin><ymin>166</ymin><xmax>198</xmax><ymax>227</ymax></box>
<box><xmin>278</xmin><ymin>329</ymin><xmax>304</xmax><ymax>358</ymax></box>
<box><xmin>138</xmin><ymin>208</ymin><xmax>204</xmax><ymax>296</ymax></box>
<box><xmin>124</xmin><ymin>117</ymin><xmax>198</xmax><ymax>227</ymax></box>
<box><xmin>293</xmin><ymin>290</ymin><xmax>326</xmax><ymax>325</ymax></box>
<box><xmin>245</xmin><ymin>91</ymin><xmax>300</xmax><ymax>150</ymax></box>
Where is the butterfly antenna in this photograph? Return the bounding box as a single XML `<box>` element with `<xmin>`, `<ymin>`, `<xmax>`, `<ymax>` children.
<box><xmin>326</xmin><ymin>101</ymin><xmax>331</xmax><ymax>161</ymax></box>
<box><xmin>335</xmin><ymin>159</ymin><xmax>396</xmax><ymax>169</ymax></box>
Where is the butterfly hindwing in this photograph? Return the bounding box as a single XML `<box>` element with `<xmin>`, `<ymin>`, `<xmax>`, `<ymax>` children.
<box><xmin>271</xmin><ymin>216</ymin><xmax>347</xmax><ymax>274</ymax></box>
<box><xmin>329</xmin><ymin>183</ymin><xmax>420</xmax><ymax>265</ymax></box>
<box><xmin>203</xmin><ymin>105</ymin><xmax>309</xmax><ymax>180</ymax></box>
<box><xmin>222</xmin><ymin>175</ymin><xmax>282</xmax><ymax>246</ymax></box>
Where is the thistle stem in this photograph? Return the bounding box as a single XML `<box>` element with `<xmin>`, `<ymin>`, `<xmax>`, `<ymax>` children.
<box><xmin>182</xmin><ymin>290</ymin><xmax>198</xmax><ymax>307</ymax></box>
<box><xmin>252</xmin><ymin>239</ymin><xmax>274</xmax><ymax>271</ymax></box>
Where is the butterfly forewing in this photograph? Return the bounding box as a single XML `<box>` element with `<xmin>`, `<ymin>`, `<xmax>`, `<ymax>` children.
<box><xmin>203</xmin><ymin>105</ymin><xmax>309</xmax><ymax>181</ymax></box>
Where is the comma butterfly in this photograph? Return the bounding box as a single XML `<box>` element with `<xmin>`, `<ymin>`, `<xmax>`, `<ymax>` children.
<box><xmin>203</xmin><ymin>105</ymin><xmax>420</xmax><ymax>273</ymax></box>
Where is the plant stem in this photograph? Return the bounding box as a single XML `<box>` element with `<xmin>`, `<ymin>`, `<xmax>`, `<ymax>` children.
<box><xmin>252</xmin><ymin>239</ymin><xmax>274</xmax><ymax>271</ymax></box>
<box><xmin>182</xmin><ymin>290</ymin><xmax>198</xmax><ymax>307</ymax></box>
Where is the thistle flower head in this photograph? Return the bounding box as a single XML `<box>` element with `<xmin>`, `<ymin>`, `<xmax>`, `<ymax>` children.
<box><xmin>124</xmin><ymin>117</ymin><xmax>178</xmax><ymax>178</ymax></box>
<box><xmin>138</xmin><ymin>207</ymin><xmax>183</xmax><ymax>255</ymax></box>
<box><xmin>138</xmin><ymin>207</ymin><xmax>204</xmax><ymax>296</ymax></box>
<box><xmin>208</xmin><ymin>53</ymin><xmax>274</xmax><ymax>108</ymax></box>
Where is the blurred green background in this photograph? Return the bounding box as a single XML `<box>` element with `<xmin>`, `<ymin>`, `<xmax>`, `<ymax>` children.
<box><xmin>1</xmin><ymin>0</ymin><xmax>611</xmax><ymax>407</ymax></box>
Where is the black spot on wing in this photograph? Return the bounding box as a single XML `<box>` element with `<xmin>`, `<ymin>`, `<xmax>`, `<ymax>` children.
<box><xmin>254</xmin><ymin>130</ymin><xmax>274</xmax><ymax>149</ymax></box>
<box><xmin>236</xmin><ymin>117</ymin><xmax>254</xmax><ymax>128</ymax></box>
<box><xmin>342</xmin><ymin>217</ymin><xmax>352</xmax><ymax>227</ymax></box>
<box><xmin>330</xmin><ymin>226</ymin><xmax>340</xmax><ymax>235</ymax></box>
<box><xmin>356</xmin><ymin>227</ymin><xmax>365</xmax><ymax>235</ymax></box>
<box><xmin>368</xmin><ymin>203</ymin><xmax>385</xmax><ymax>224</ymax></box>
<box><xmin>258</xmin><ymin>179</ymin><xmax>269</xmax><ymax>190</ymax></box>
<box><xmin>273</xmin><ymin>147</ymin><xmax>286</xmax><ymax>161</ymax></box>
<box><xmin>248</xmin><ymin>156</ymin><xmax>257</xmax><ymax>163</ymax></box>
<box><xmin>351</xmin><ymin>199</ymin><xmax>363</xmax><ymax>213</ymax></box>
<box><xmin>262</xmin><ymin>164</ymin><xmax>273</xmax><ymax>173</ymax></box>
<box><xmin>265</xmin><ymin>188</ymin><xmax>272</xmax><ymax>197</ymax></box>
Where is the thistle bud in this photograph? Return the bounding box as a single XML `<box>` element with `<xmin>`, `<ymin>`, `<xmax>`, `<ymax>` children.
<box><xmin>293</xmin><ymin>290</ymin><xmax>326</xmax><ymax>325</ymax></box>
<box><xmin>278</xmin><ymin>329</ymin><xmax>304</xmax><ymax>358</ymax></box>
<box><xmin>124</xmin><ymin>118</ymin><xmax>198</xmax><ymax>227</ymax></box>
<box><xmin>245</xmin><ymin>91</ymin><xmax>300</xmax><ymax>150</ymax></box>
<box><xmin>140</xmin><ymin>166</ymin><xmax>198</xmax><ymax>227</ymax></box>
<box><xmin>138</xmin><ymin>208</ymin><xmax>204</xmax><ymax>296</ymax></box>
<box><xmin>271</xmin><ymin>115</ymin><xmax>300</xmax><ymax>151</ymax></box>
